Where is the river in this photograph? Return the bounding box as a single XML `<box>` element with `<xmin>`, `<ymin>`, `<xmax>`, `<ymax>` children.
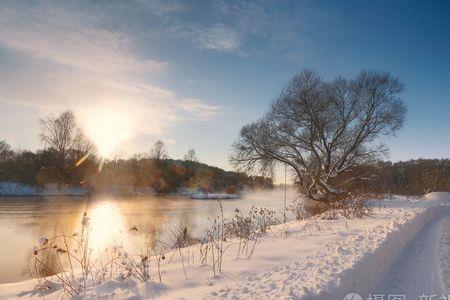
<box><xmin>0</xmin><ymin>188</ymin><xmax>297</xmax><ymax>283</ymax></box>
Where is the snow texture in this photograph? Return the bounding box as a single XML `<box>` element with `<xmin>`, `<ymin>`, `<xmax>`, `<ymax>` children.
<box><xmin>1</xmin><ymin>193</ymin><xmax>450</xmax><ymax>299</ymax></box>
<box><xmin>0</xmin><ymin>182</ymin><xmax>88</xmax><ymax>196</ymax></box>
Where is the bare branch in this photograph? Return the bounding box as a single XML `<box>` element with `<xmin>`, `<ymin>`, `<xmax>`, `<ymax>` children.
<box><xmin>230</xmin><ymin>69</ymin><xmax>406</xmax><ymax>203</ymax></box>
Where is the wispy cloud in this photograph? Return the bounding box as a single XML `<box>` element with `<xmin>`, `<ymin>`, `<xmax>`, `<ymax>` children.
<box><xmin>0</xmin><ymin>2</ymin><xmax>168</xmax><ymax>74</ymax></box>
<box><xmin>140</xmin><ymin>0</ymin><xmax>334</xmax><ymax>56</ymax></box>
<box><xmin>0</xmin><ymin>0</ymin><xmax>335</xmax><ymax>156</ymax></box>
<box><xmin>136</xmin><ymin>0</ymin><xmax>184</xmax><ymax>18</ymax></box>
<box><xmin>178</xmin><ymin>98</ymin><xmax>222</xmax><ymax>118</ymax></box>
<box><xmin>195</xmin><ymin>25</ymin><xmax>241</xmax><ymax>52</ymax></box>
<box><xmin>0</xmin><ymin>1</ymin><xmax>222</xmax><ymax>152</ymax></box>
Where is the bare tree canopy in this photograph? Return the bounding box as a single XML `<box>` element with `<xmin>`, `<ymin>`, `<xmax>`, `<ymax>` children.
<box><xmin>150</xmin><ymin>140</ymin><xmax>168</xmax><ymax>160</ymax></box>
<box><xmin>184</xmin><ymin>149</ymin><xmax>198</xmax><ymax>162</ymax></box>
<box><xmin>40</xmin><ymin>110</ymin><xmax>93</xmax><ymax>174</ymax></box>
<box><xmin>231</xmin><ymin>69</ymin><xmax>407</xmax><ymax>202</ymax></box>
<box><xmin>40</xmin><ymin>111</ymin><xmax>82</xmax><ymax>154</ymax></box>
<box><xmin>0</xmin><ymin>140</ymin><xmax>13</xmax><ymax>162</ymax></box>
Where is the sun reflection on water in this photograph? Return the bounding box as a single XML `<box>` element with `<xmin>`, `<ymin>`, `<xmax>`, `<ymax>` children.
<box><xmin>88</xmin><ymin>201</ymin><xmax>128</xmax><ymax>251</ymax></box>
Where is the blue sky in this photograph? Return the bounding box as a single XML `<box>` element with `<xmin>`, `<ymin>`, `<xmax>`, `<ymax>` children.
<box><xmin>0</xmin><ymin>0</ymin><xmax>449</xmax><ymax>175</ymax></box>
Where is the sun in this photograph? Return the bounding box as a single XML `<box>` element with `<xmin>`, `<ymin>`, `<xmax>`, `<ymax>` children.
<box><xmin>81</xmin><ymin>109</ymin><xmax>133</xmax><ymax>157</ymax></box>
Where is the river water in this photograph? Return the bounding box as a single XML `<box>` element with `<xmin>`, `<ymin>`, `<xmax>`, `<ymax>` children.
<box><xmin>0</xmin><ymin>188</ymin><xmax>297</xmax><ymax>283</ymax></box>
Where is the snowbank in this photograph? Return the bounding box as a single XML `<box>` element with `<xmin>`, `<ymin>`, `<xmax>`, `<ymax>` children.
<box><xmin>0</xmin><ymin>181</ymin><xmax>41</xmax><ymax>195</ymax></box>
<box><xmin>202</xmin><ymin>201</ymin><xmax>449</xmax><ymax>299</ymax></box>
<box><xmin>0</xmin><ymin>181</ymin><xmax>242</xmax><ymax>198</ymax></box>
<box><xmin>1</xmin><ymin>193</ymin><xmax>449</xmax><ymax>299</ymax></box>
<box><xmin>315</xmin><ymin>203</ymin><xmax>450</xmax><ymax>299</ymax></box>
<box><xmin>439</xmin><ymin>214</ymin><xmax>450</xmax><ymax>292</ymax></box>
<box><xmin>0</xmin><ymin>182</ymin><xmax>89</xmax><ymax>196</ymax></box>
<box><xmin>190</xmin><ymin>192</ymin><xmax>240</xmax><ymax>199</ymax></box>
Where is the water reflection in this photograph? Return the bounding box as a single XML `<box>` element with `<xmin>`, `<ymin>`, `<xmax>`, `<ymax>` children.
<box><xmin>0</xmin><ymin>188</ymin><xmax>297</xmax><ymax>283</ymax></box>
<box><xmin>89</xmin><ymin>201</ymin><xmax>127</xmax><ymax>252</ymax></box>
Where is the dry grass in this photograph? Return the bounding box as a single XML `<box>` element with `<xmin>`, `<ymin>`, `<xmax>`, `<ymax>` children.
<box><xmin>31</xmin><ymin>213</ymin><xmax>156</xmax><ymax>297</ymax></box>
<box><xmin>223</xmin><ymin>206</ymin><xmax>279</xmax><ymax>258</ymax></box>
<box><xmin>200</xmin><ymin>200</ymin><xmax>226</xmax><ymax>276</ymax></box>
<box><xmin>28</xmin><ymin>194</ymin><xmax>379</xmax><ymax>297</ymax></box>
<box><xmin>291</xmin><ymin>193</ymin><xmax>380</xmax><ymax>220</ymax></box>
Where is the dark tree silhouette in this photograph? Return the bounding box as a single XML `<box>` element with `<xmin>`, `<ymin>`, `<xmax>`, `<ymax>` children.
<box><xmin>39</xmin><ymin>110</ymin><xmax>94</xmax><ymax>183</ymax></box>
<box><xmin>231</xmin><ymin>69</ymin><xmax>407</xmax><ymax>203</ymax></box>
<box><xmin>150</xmin><ymin>140</ymin><xmax>168</xmax><ymax>161</ymax></box>
<box><xmin>0</xmin><ymin>140</ymin><xmax>13</xmax><ymax>162</ymax></box>
<box><xmin>183</xmin><ymin>149</ymin><xmax>198</xmax><ymax>162</ymax></box>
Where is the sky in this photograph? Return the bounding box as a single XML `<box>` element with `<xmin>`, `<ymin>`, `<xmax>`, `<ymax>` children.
<box><xmin>0</xmin><ymin>0</ymin><xmax>449</xmax><ymax>178</ymax></box>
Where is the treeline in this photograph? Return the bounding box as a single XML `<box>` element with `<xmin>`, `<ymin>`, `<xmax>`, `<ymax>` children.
<box><xmin>0</xmin><ymin>147</ymin><xmax>272</xmax><ymax>193</ymax></box>
<box><xmin>0</xmin><ymin>146</ymin><xmax>96</xmax><ymax>187</ymax></box>
<box><xmin>95</xmin><ymin>158</ymin><xmax>273</xmax><ymax>194</ymax></box>
<box><xmin>1</xmin><ymin>110</ymin><xmax>449</xmax><ymax>196</ymax></box>
<box><xmin>350</xmin><ymin>159</ymin><xmax>450</xmax><ymax>196</ymax></box>
<box><xmin>0</xmin><ymin>111</ymin><xmax>272</xmax><ymax>194</ymax></box>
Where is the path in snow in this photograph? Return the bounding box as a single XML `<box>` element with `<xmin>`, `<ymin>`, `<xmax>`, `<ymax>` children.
<box><xmin>375</xmin><ymin>213</ymin><xmax>448</xmax><ymax>298</ymax></box>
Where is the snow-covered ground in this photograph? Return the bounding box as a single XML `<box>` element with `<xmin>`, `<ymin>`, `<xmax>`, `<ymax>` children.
<box><xmin>1</xmin><ymin>193</ymin><xmax>450</xmax><ymax>299</ymax></box>
<box><xmin>0</xmin><ymin>182</ymin><xmax>89</xmax><ymax>196</ymax></box>
<box><xmin>0</xmin><ymin>181</ymin><xmax>240</xmax><ymax>198</ymax></box>
<box><xmin>190</xmin><ymin>192</ymin><xmax>240</xmax><ymax>199</ymax></box>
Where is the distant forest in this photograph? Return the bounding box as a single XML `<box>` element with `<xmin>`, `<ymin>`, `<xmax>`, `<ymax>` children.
<box><xmin>0</xmin><ymin>111</ymin><xmax>275</xmax><ymax>194</ymax></box>
<box><xmin>1</xmin><ymin>110</ymin><xmax>449</xmax><ymax>196</ymax></box>
<box><xmin>1</xmin><ymin>138</ymin><xmax>450</xmax><ymax>196</ymax></box>
<box><xmin>350</xmin><ymin>159</ymin><xmax>450</xmax><ymax>196</ymax></box>
<box><xmin>0</xmin><ymin>140</ymin><xmax>273</xmax><ymax>194</ymax></box>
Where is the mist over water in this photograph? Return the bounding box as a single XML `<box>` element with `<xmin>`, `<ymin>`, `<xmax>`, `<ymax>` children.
<box><xmin>0</xmin><ymin>188</ymin><xmax>298</xmax><ymax>283</ymax></box>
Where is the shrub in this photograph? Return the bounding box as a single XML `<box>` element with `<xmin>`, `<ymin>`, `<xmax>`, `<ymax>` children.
<box><xmin>223</xmin><ymin>206</ymin><xmax>279</xmax><ymax>258</ymax></box>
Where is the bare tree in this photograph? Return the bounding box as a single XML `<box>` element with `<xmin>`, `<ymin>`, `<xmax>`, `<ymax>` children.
<box><xmin>183</xmin><ymin>149</ymin><xmax>198</xmax><ymax>162</ymax></box>
<box><xmin>231</xmin><ymin>69</ymin><xmax>406</xmax><ymax>203</ymax></box>
<box><xmin>150</xmin><ymin>140</ymin><xmax>168</xmax><ymax>160</ymax></box>
<box><xmin>40</xmin><ymin>110</ymin><xmax>88</xmax><ymax>175</ymax></box>
<box><xmin>0</xmin><ymin>140</ymin><xmax>13</xmax><ymax>162</ymax></box>
<box><xmin>77</xmin><ymin>135</ymin><xmax>96</xmax><ymax>156</ymax></box>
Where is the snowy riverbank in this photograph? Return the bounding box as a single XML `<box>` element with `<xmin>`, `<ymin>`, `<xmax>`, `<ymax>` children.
<box><xmin>0</xmin><ymin>182</ymin><xmax>89</xmax><ymax>196</ymax></box>
<box><xmin>0</xmin><ymin>182</ymin><xmax>241</xmax><ymax>199</ymax></box>
<box><xmin>190</xmin><ymin>192</ymin><xmax>240</xmax><ymax>199</ymax></box>
<box><xmin>1</xmin><ymin>193</ymin><xmax>449</xmax><ymax>299</ymax></box>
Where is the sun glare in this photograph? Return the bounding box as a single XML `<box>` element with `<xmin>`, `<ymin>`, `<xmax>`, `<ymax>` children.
<box><xmin>81</xmin><ymin>110</ymin><xmax>133</xmax><ymax>157</ymax></box>
<box><xmin>88</xmin><ymin>202</ymin><xmax>127</xmax><ymax>251</ymax></box>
